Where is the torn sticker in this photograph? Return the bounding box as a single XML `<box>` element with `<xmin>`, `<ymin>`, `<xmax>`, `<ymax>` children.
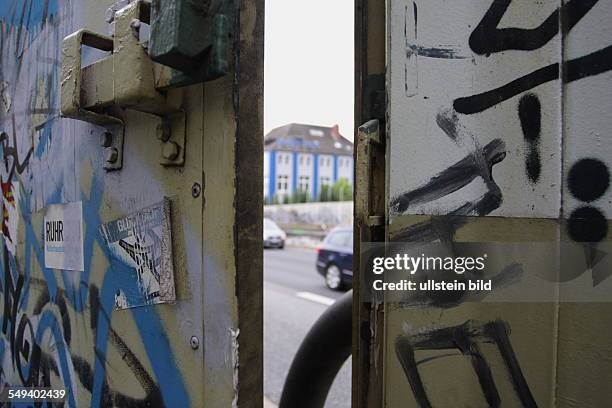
<box><xmin>99</xmin><ymin>198</ymin><xmax>176</xmax><ymax>310</ymax></box>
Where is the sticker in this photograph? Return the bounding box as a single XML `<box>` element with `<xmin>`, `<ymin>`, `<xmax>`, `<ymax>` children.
<box><xmin>44</xmin><ymin>201</ymin><xmax>84</xmax><ymax>271</ymax></box>
<box><xmin>98</xmin><ymin>198</ymin><xmax>175</xmax><ymax>310</ymax></box>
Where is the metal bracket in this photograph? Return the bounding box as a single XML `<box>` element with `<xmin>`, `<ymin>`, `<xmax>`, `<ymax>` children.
<box><xmin>61</xmin><ymin>29</ymin><xmax>126</xmax><ymax>170</ymax></box>
<box><xmin>60</xmin><ymin>0</ymin><xmax>189</xmax><ymax>169</ymax></box>
<box><xmin>61</xmin><ymin>29</ymin><xmax>122</xmax><ymax>126</ymax></box>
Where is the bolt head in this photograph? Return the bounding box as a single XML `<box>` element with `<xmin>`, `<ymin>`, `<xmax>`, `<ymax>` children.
<box><xmin>192</xmin><ymin>182</ymin><xmax>201</xmax><ymax>198</ymax></box>
<box><xmin>100</xmin><ymin>132</ymin><xmax>113</xmax><ymax>148</ymax></box>
<box><xmin>162</xmin><ymin>142</ymin><xmax>180</xmax><ymax>161</ymax></box>
<box><xmin>156</xmin><ymin>123</ymin><xmax>171</xmax><ymax>142</ymax></box>
<box><xmin>190</xmin><ymin>336</ymin><xmax>199</xmax><ymax>350</ymax></box>
<box><xmin>105</xmin><ymin>147</ymin><xmax>119</xmax><ymax>164</ymax></box>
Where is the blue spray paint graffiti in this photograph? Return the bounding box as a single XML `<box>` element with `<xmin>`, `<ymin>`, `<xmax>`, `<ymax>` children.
<box><xmin>0</xmin><ymin>1</ymin><xmax>191</xmax><ymax>405</ymax></box>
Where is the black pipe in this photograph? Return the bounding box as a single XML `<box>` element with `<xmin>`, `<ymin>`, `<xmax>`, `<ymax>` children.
<box><xmin>279</xmin><ymin>289</ymin><xmax>352</xmax><ymax>408</ymax></box>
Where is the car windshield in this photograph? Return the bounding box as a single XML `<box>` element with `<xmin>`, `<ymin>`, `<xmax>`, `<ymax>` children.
<box><xmin>264</xmin><ymin>218</ymin><xmax>280</xmax><ymax>230</ymax></box>
<box><xmin>325</xmin><ymin>230</ymin><xmax>352</xmax><ymax>248</ymax></box>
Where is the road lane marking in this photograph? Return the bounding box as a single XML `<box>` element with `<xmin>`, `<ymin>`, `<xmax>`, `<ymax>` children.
<box><xmin>296</xmin><ymin>291</ymin><xmax>335</xmax><ymax>306</ymax></box>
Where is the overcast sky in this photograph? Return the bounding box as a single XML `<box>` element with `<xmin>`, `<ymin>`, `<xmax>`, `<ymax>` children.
<box><xmin>264</xmin><ymin>0</ymin><xmax>354</xmax><ymax>141</ymax></box>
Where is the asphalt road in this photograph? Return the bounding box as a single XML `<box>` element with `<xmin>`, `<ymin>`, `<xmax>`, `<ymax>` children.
<box><xmin>264</xmin><ymin>247</ymin><xmax>351</xmax><ymax>408</ymax></box>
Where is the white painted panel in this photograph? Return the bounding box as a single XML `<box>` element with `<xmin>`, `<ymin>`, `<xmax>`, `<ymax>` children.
<box><xmin>388</xmin><ymin>0</ymin><xmax>563</xmax><ymax>220</ymax></box>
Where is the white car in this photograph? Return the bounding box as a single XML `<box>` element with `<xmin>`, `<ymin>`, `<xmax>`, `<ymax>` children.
<box><xmin>263</xmin><ymin>218</ymin><xmax>287</xmax><ymax>249</ymax></box>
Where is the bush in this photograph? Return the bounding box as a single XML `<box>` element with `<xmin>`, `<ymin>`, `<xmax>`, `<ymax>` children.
<box><xmin>291</xmin><ymin>188</ymin><xmax>309</xmax><ymax>203</ymax></box>
<box><xmin>319</xmin><ymin>184</ymin><xmax>331</xmax><ymax>202</ymax></box>
<box><xmin>331</xmin><ymin>179</ymin><xmax>352</xmax><ymax>201</ymax></box>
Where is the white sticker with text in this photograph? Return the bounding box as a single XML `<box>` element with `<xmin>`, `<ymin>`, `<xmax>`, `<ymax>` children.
<box><xmin>44</xmin><ymin>201</ymin><xmax>84</xmax><ymax>271</ymax></box>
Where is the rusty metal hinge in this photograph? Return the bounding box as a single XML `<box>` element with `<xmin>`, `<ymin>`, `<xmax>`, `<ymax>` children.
<box><xmin>355</xmin><ymin>119</ymin><xmax>385</xmax><ymax>229</ymax></box>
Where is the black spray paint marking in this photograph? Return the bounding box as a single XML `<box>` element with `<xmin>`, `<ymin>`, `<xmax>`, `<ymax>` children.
<box><xmin>395</xmin><ymin>320</ymin><xmax>537</xmax><ymax>408</ymax></box>
<box><xmin>566</xmin><ymin>158</ymin><xmax>609</xmax><ymax>245</ymax></box>
<box><xmin>435</xmin><ymin>108</ymin><xmax>460</xmax><ymax>142</ymax></box>
<box><xmin>390</xmin><ymin>188</ymin><xmax>503</xmax><ymax>244</ymax></box>
<box><xmin>390</xmin><ymin>139</ymin><xmax>506</xmax><ymax>214</ymax></box>
<box><xmin>453</xmin><ymin>45</ymin><xmax>612</xmax><ymax>115</ymax></box>
<box><xmin>518</xmin><ymin>94</ymin><xmax>542</xmax><ymax>183</ymax></box>
<box><xmin>1</xmin><ymin>272</ymin><xmax>164</xmax><ymax>406</ymax></box>
<box><xmin>1</xmin><ymin>116</ymin><xmax>34</xmax><ymax>180</ymax></box>
<box><xmin>568</xmin><ymin>158</ymin><xmax>610</xmax><ymax>202</ymax></box>
<box><xmin>567</xmin><ymin>206</ymin><xmax>608</xmax><ymax>243</ymax></box>
<box><xmin>469</xmin><ymin>0</ymin><xmax>599</xmax><ymax>55</ymax></box>
<box><xmin>407</xmin><ymin>44</ymin><xmax>467</xmax><ymax>59</ymax></box>
<box><xmin>413</xmin><ymin>2</ymin><xmax>417</xmax><ymax>32</ymax></box>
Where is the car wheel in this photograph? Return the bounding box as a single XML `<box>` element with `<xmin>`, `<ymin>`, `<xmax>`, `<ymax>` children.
<box><xmin>279</xmin><ymin>241</ymin><xmax>285</xmax><ymax>249</ymax></box>
<box><xmin>325</xmin><ymin>264</ymin><xmax>343</xmax><ymax>290</ymax></box>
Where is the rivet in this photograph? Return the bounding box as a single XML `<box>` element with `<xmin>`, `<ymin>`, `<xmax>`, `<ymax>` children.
<box><xmin>192</xmin><ymin>182</ymin><xmax>201</xmax><ymax>198</ymax></box>
<box><xmin>190</xmin><ymin>336</ymin><xmax>199</xmax><ymax>350</ymax></box>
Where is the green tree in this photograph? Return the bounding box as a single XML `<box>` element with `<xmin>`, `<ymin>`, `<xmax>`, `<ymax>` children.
<box><xmin>291</xmin><ymin>188</ymin><xmax>309</xmax><ymax>203</ymax></box>
<box><xmin>331</xmin><ymin>179</ymin><xmax>353</xmax><ymax>201</ymax></box>
<box><xmin>319</xmin><ymin>184</ymin><xmax>331</xmax><ymax>202</ymax></box>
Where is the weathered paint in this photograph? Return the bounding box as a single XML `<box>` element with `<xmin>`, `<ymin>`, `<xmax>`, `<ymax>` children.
<box><xmin>0</xmin><ymin>0</ymin><xmax>263</xmax><ymax>407</ymax></box>
<box><xmin>384</xmin><ymin>0</ymin><xmax>612</xmax><ymax>407</ymax></box>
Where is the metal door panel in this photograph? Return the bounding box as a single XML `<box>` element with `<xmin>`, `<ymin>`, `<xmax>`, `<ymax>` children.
<box><xmin>0</xmin><ymin>0</ymin><xmax>263</xmax><ymax>406</ymax></box>
<box><xmin>354</xmin><ymin>0</ymin><xmax>612</xmax><ymax>407</ymax></box>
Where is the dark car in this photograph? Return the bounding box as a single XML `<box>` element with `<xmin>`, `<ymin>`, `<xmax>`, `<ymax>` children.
<box><xmin>316</xmin><ymin>227</ymin><xmax>353</xmax><ymax>290</ymax></box>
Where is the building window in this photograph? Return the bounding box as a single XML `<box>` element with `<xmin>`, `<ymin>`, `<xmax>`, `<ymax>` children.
<box><xmin>306</xmin><ymin>157</ymin><xmax>311</xmax><ymax>165</ymax></box>
<box><xmin>298</xmin><ymin>176</ymin><xmax>310</xmax><ymax>191</ymax></box>
<box><xmin>277</xmin><ymin>175</ymin><xmax>289</xmax><ymax>191</ymax></box>
<box><xmin>299</xmin><ymin>156</ymin><xmax>304</xmax><ymax>165</ymax></box>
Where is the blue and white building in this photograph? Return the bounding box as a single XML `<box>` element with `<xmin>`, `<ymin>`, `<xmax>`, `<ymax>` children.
<box><xmin>264</xmin><ymin>123</ymin><xmax>354</xmax><ymax>203</ymax></box>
